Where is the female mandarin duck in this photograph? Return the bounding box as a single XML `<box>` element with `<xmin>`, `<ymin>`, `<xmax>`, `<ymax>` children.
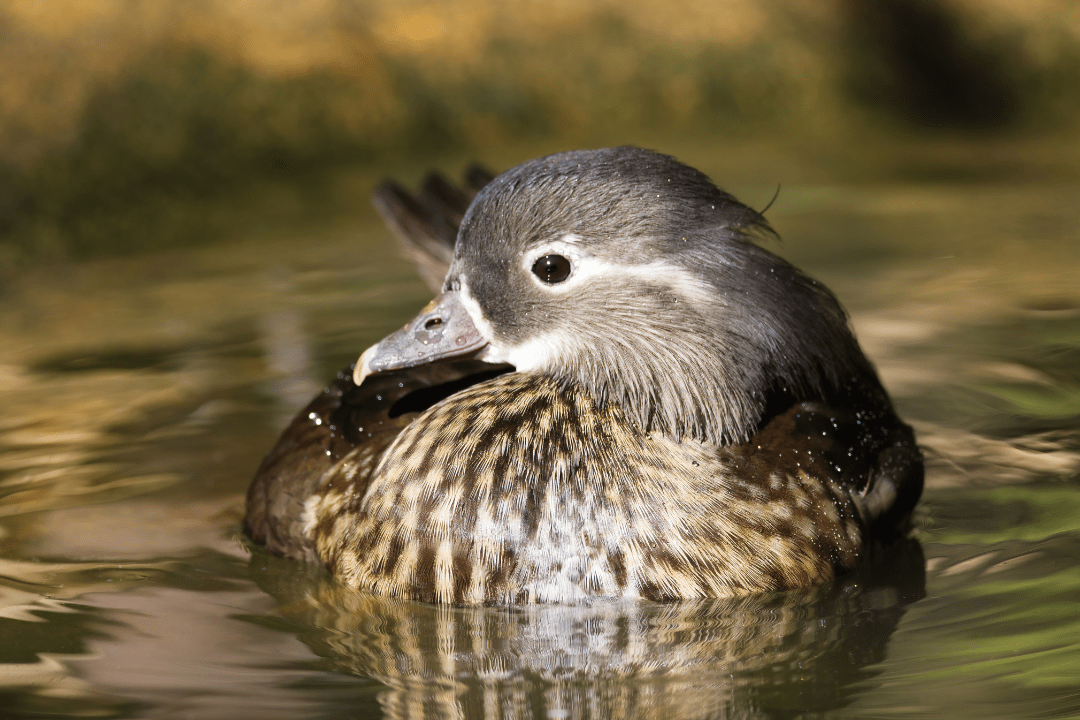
<box><xmin>245</xmin><ymin>147</ymin><xmax>923</xmax><ymax>605</ymax></box>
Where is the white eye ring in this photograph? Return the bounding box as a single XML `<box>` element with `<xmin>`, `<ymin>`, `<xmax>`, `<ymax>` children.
<box><xmin>523</xmin><ymin>236</ymin><xmax>586</xmax><ymax>289</ymax></box>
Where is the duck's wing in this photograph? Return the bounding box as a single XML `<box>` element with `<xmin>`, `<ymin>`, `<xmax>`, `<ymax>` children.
<box><xmin>244</xmin><ymin>369</ymin><xmax>413</xmax><ymax>563</ymax></box>
<box><xmin>855</xmin><ymin>421</ymin><xmax>924</xmax><ymax>536</ymax></box>
<box><xmin>764</xmin><ymin>394</ymin><xmax>924</xmax><ymax>540</ymax></box>
<box><xmin>372</xmin><ymin>166</ymin><xmax>496</xmax><ymax>293</ymax></box>
<box><xmin>245</xmin><ymin>357</ymin><xmax>505</xmax><ymax>565</ymax></box>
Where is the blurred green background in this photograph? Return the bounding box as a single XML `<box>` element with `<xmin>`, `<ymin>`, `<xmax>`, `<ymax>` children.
<box><xmin>1</xmin><ymin>0</ymin><xmax>1078</xmax><ymax>278</ymax></box>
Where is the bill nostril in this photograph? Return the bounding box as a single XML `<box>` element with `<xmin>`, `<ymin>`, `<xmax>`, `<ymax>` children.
<box><xmin>424</xmin><ymin>317</ymin><xmax>444</xmax><ymax>330</ymax></box>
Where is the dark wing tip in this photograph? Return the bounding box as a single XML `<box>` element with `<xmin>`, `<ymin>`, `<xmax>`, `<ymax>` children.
<box><xmin>464</xmin><ymin>165</ymin><xmax>496</xmax><ymax>192</ymax></box>
<box><xmin>371</xmin><ymin>167</ymin><xmax>497</xmax><ymax>293</ymax></box>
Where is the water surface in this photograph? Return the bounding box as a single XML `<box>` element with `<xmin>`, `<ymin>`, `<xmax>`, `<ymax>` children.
<box><xmin>1</xmin><ymin>147</ymin><xmax>1079</xmax><ymax>719</ymax></box>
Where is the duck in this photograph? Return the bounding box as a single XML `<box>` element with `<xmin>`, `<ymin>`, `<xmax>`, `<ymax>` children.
<box><xmin>244</xmin><ymin>147</ymin><xmax>923</xmax><ymax>605</ymax></box>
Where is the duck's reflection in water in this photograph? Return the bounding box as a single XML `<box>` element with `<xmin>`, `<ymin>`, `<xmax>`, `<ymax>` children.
<box><xmin>252</xmin><ymin>539</ymin><xmax>924</xmax><ymax>719</ymax></box>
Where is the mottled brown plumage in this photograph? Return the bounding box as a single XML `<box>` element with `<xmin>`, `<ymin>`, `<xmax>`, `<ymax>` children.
<box><xmin>245</xmin><ymin>147</ymin><xmax>923</xmax><ymax>605</ymax></box>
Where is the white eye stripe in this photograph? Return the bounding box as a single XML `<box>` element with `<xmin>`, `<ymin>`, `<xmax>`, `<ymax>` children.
<box><xmin>523</xmin><ymin>235</ymin><xmax>712</xmax><ymax>305</ymax></box>
<box><xmin>527</xmin><ymin>254</ymin><xmax>715</xmax><ymax>310</ymax></box>
<box><xmin>460</xmin><ymin>237</ymin><xmax>715</xmax><ymax>370</ymax></box>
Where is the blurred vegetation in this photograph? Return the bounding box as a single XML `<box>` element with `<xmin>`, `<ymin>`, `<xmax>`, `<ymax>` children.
<box><xmin>842</xmin><ymin>0</ymin><xmax>1080</xmax><ymax>129</ymax></box>
<box><xmin>0</xmin><ymin>0</ymin><xmax>1078</xmax><ymax>277</ymax></box>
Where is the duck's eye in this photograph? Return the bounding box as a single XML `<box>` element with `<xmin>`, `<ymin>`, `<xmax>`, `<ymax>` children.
<box><xmin>531</xmin><ymin>254</ymin><xmax>572</xmax><ymax>284</ymax></box>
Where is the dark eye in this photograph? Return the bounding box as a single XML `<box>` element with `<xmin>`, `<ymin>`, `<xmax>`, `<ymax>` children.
<box><xmin>531</xmin><ymin>254</ymin><xmax>572</xmax><ymax>284</ymax></box>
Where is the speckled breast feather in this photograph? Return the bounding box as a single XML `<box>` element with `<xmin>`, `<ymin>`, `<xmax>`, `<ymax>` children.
<box><xmin>250</xmin><ymin>370</ymin><xmax>917</xmax><ymax>605</ymax></box>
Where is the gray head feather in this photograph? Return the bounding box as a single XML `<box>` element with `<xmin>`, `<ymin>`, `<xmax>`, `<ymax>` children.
<box><xmin>447</xmin><ymin>147</ymin><xmax>879</xmax><ymax>444</ymax></box>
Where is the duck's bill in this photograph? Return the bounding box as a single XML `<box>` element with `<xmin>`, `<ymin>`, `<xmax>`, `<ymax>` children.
<box><xmin>353</xmin><ymin>291</ymin><xmax>490</xmax><ymax>385</ymax></box>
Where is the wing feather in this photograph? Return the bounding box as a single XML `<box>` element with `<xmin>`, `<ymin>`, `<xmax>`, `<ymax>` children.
<box><xmin>371</xmin><ymin>167</ymin><xmax>494</xmax><ymax>293</ymax></box>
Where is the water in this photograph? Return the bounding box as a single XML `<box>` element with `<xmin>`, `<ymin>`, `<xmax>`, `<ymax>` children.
<box><xmin>1</xmin><ymin>149</ymin><xmax>1079</xmax><ymax>719</ymax></box>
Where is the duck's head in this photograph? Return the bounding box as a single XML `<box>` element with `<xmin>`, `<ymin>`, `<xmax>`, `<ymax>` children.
<box><xmin>355</xmin><ymin>147</ymin><xmax>873</xmax><ymax>444</ymax></box>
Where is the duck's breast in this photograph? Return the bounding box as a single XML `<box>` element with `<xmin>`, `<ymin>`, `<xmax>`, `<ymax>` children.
<box><xmin>313</xmin><ymin>373</ymin><xmax>877</xmax><ymax>605</ymax></box>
